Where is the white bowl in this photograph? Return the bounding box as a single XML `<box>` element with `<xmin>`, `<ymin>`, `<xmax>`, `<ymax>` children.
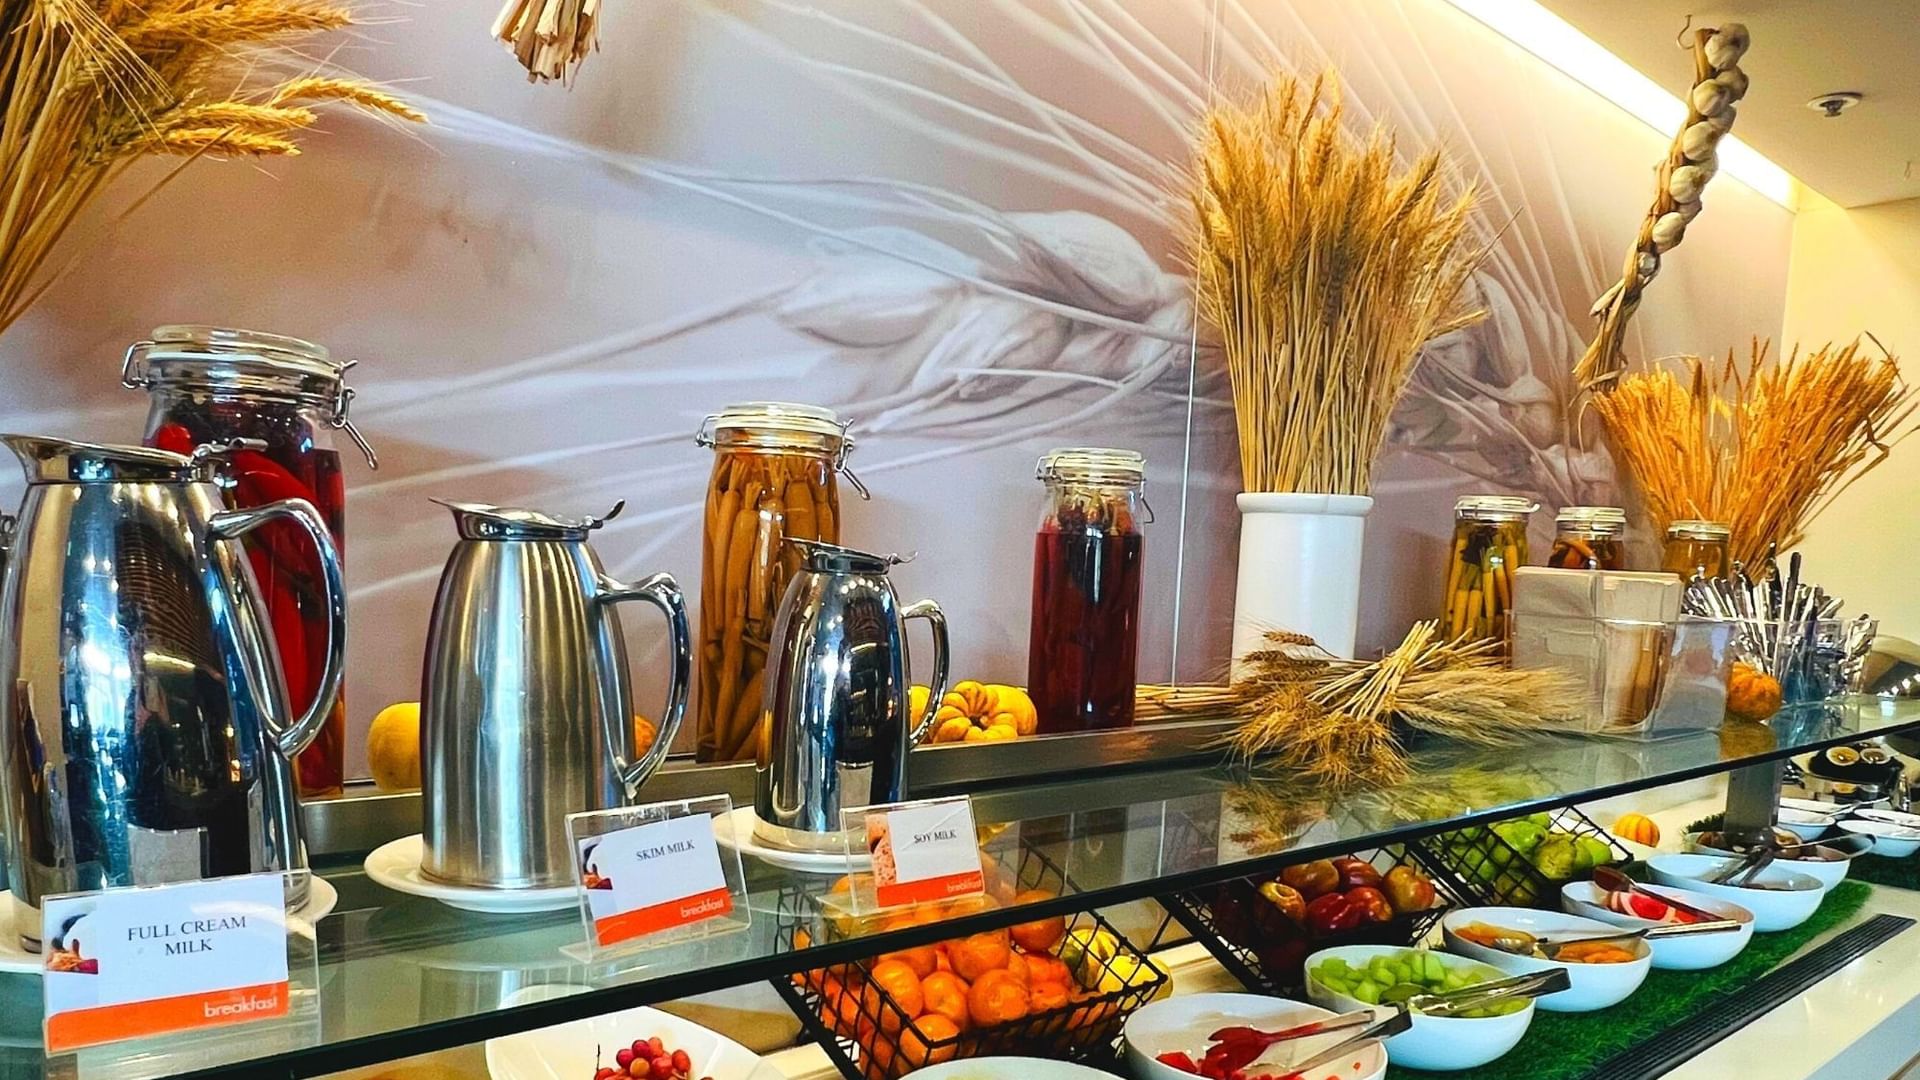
<box><xmin>1440</xmin><ymin>907</ymin><xmax>1651</xmax><ymax>1013</ymax></box>
<box><xmin>1779</xmin><ymin>797</ymin><xmax>1844</xmax><ymax>815</ymax></box>
<box><xmin>1559</xmin><ymin>882</ymin><xmax>1754</xmax><ymax>970</ymax></box>
<box><xmin>1302</xmin><ymin>944</ymin><xmax>1533</xmax><ymax>1072</ymax></box>
<box><xmin>485</xmin><ymin>987</ymin><xmax>772</xmax><ymax>1080</ymax></box>
<box><xmin>1855</xmin><ymin>807</ymin><xmax>1920</xmax><ymax>830</ymax></box>
<box><xmin>910</xmin><ymin>1059</ymin><xmax>1116</xmax><ymax>1080</ymax></box>
<box><xmin>1775</xmin><ymin>808</ymin><xmax>1837</xmax><ymax>843</ymax></box>
<box><xmin>1838</xmin><ymin>819</ymin><xmax>1920</xmax><ymax>858</ymax></box>
<box><xmin>1124</xmin><ymin>993</ymin><xmax>1387</xmax><ymax>1080</ymax></box>
<box><xmin>1682</xmin><ymin>831</ymin><xmax>1867</xmax><ymax>889</ymax></box>
<box><xmin>1646</xmin><ymin>854</ymin><xmax>1826</xmax><ymax>931</ymax></box>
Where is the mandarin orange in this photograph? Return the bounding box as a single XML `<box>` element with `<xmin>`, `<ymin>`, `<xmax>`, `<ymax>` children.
<box><xmin>967</xmin><ymin>968</ymin><xmax>1029</xmax><ymax>1025</ymax></box>
<box><xmin>919</xmin><ymin>971</ymin><xmax>970</xmax><ymax>1030</ymax></box>
<box><xmin>865</xmin><ymin>959</ymin><xmax>924</xmax><ymax>1032</ymax></box>
<box><xmin>1028</xmin><ymin>980</ymin><xmax>1070</xmax><ymax>1012</ymax></box>
<box><xmin>879</xmin><ymin>941</ymin><xmax>938</xmax><ymax>980</ymax></box>
<box><xmin>898</xmin><ymin>1015</ymin><xmax>962</xmax><ymax>1068</ymax></box>
<box><xmin>949</xmin><ymin>931</ymin><xmax>1011</xmax><ymax>981</ymax></box>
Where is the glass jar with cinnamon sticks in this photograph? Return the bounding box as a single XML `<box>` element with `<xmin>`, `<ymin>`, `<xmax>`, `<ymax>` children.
<box><xmin>1547</xmin><ymin>506</ymin><xmax>1628</xmax><ymax>570</ymax></box>
<box><xmin>1443</xmin><ymin>495</ymin><xmax>1536</xmax><ymax>643</ymax></box>
<box><xmin>694</xmin><ymin>403</ymin><xmax>863</xmax><ymax>762</ymax></box>
<box><xmin>1662</xmin><ymin>519</ymin><xmax>1731</xmax><ymax>581</ymax></box>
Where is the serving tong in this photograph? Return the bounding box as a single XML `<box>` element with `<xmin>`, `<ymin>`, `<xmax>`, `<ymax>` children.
<box><xmin>1703</xmin><ymin>847</ymin><xmax>1777</xmax><ymax>886</ymax></box>
<box><xmin>1242</xmin><ymin>1009</ymin><xmax>1412</xmax><ymax>1078</ymax></box>
<box><xmin>1202</xmin><ymin>1010</ymin><xmax>1378</xmax><ymax>1074</ymax></box>
<box><xmin>1591</xmin><ymin>866</ymin><xmax>1725</xmax><ymax>923</ymax></box>
<box><xmin>1478</xmin><ymin>919</ymin><xmax>1742</xmax><ymax>960</ymax></box>
<box><xmin>1787</xmin><ymin>796</ymin><xmax>1884</xmax><ymax>821</ymax></box>
<box><xmin>1201</xmin><ymin>970</ymin><xmax>1567</xmax><ymax>1076</ymax></box>
<box><xmin>1682</xmin><ymin>546</ymin><xmax>1876</xmax><ymax>700</ymax></box>
<box><xmin>1405</xmin><ymin>968</ymin><xmax>1571</xmax><ymax>1016</ymax></box>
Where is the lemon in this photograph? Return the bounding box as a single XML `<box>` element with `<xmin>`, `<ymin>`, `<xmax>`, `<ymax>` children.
<box><xmin>366</xmin><ymin>701</ymin><xmax>422</xmax><ymax>792</ymax></box>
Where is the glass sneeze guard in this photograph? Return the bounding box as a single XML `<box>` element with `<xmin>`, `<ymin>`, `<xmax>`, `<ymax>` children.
<box><xmin>5</xmin><ymin>698</ymin><xmax>1915</xmax><ymax>1079</ymax></box>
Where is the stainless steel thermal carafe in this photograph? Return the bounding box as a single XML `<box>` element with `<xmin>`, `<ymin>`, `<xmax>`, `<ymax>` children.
<box><xmin>0</xmin><ymin>435</ymin><xmax>343</xmax><ymax>946</ymax></box>
<box><xmin>419</xmin><ymin>500</ymin><xmax>690</xmax><ymax>890</ymax></box>
<box><xmin>755</xmin><ymin>541</ymin><xmax>948</xmax><ymax>851</ymax></box>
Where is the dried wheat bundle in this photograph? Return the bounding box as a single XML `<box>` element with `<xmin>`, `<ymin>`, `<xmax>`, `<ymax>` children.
<box><xmin>1218</xmin><ymin>623</ymin><xmax>1589</xmax><ymax>789</ymax></box>
<box><xmin>1593</xmin><ymin>338</ymin><xmax>1917</xmax><ymax>565</ymax></box>
<box><xmin>0</xmin><ymin>0</ymin><xmax>423</xmax><ymax>337</ymax></box>
<box><xmin>1186</xmin><ymin>70</ymin><xmax>1488</xmax><ymax>495</ymax></box>
<box><xmin>492</xmin><ymin>0</ymin><xmax>599</xmax><ymax>84</ymax></box>
<box><xmin>1135</xmin><ymin>683</ymin><xmax>1241</xmax><ymax>723</ymax></box>
<box><xmin>1578</xmin><ymin>23</ymin><xmax>1751</xmax><ymax>390</ymax></box>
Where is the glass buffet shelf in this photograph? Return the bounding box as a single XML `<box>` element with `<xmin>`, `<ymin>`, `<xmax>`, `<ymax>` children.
<box><xmin>4</xmin><ymin>698</ymin><xmax>1916</xmax><ymax>1079</ymax></box>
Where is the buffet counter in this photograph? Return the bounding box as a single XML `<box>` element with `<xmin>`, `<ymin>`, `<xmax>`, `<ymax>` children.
<box><xmin>5</xmin><ymin>699</ymin><xmax>1912</xmax><ymax>1080</ymax></box>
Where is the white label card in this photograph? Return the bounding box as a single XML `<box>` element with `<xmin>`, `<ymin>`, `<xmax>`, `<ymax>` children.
<box><xmin>42</xmin><ymin>873</ymin><xmax>291</xmax><ymax>1052</ymax></box>
<box><xmin>578</xmin><ymin>812</ymin><xmax>734</xmax><ymax>947</ymax></box>
<box><xmin>864</xmin><ymin>796</ymin><xmax>985</xmax><ymax>908</ymax></box>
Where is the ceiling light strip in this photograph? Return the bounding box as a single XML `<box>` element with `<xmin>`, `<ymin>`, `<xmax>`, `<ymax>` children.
<box><xmin>1443</xmin><ymin>0</ymin><xmax>1797</xmax><ymax>209</ymax></box>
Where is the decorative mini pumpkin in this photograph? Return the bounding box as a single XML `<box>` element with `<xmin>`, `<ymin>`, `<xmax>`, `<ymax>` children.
<box><xmin>1726</xmin><ymin>662</ymin><xmax>1783</xmax><ymax>723</ymax></box>
<box><xmin>925</xmin><ymin>681</ymin><xmax>1039</xmax><ymax>744</ymax></box>
<box><xmin>1611</xmin><ymin>812</ymin><xmax>1660</xmax><ymax>847</ymax></box>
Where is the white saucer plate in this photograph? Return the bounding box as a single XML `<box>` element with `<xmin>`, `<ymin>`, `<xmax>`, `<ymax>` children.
<box><xmin>713</xmin><ymin>806</ymin><xmax>872</xmax><ymax>875</ymax></box>
<box><xmin>364</xmin><ymin>835</ymin><xmax>578</xmax><ymax>914</ymax></box>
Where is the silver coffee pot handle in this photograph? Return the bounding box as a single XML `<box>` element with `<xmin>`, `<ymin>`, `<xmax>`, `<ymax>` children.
<box><xmin>902</xmin><ymin>599</ymin><xmax>950</xmax><ymax>745</ymax></box>
<box><xmin>591</xmin><ymin>572</ymin><xmax>691</xmax><ymax>801</ymax></box>
<box><xmin>205</xmin><ymin>499</ymin><xmax>347</xmax><ymax>759</ymax></box>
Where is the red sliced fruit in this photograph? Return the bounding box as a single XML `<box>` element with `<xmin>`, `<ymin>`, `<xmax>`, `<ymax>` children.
<box><xmin>1628</xmin><ymin>893</ymin><xmax>1670</xmax><ymax>920</ymax></box>
<box><xmin>1155</xmin><ymin>1050</ymin><xmax>1201</xmax><ymax>1074</ymax></box>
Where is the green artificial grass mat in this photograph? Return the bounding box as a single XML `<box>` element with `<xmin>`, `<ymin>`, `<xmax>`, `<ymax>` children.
<box><xmin>1849</xmin><ymin>853</ymin><xmax>1920</xmax><ymax>890</ymax></box>
<box><xmin>1385</xmin><ymin>879</ymin><xmax>1872</xmax><ymax>1080</ymax></box>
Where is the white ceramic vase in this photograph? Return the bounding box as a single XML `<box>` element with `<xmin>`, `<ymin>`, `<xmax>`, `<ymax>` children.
<box><xmin>1231</xmin><ymin>492</ymin><xmax>1375</xmax><ymax>667</ymax></box>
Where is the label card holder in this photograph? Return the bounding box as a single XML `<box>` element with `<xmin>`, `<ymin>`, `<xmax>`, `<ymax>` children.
<box><xmin>564</xmin><ymin>794</ymin><xmax>748</xmax><ymax>963</ymax></box>
<box><xmin>831</xmin><ymin>795</ymin><xmax>996</xmax><ymax>915</ymax></box>
<box><xmin>41</xmin><ymin>869</ymin><xmax>321</xmax><ymax>1071</ymax></box>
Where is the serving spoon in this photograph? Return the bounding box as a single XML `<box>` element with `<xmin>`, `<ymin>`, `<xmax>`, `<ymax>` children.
<box><xmin>1592</xmin><ymin>866</ymin><xmax>1725</xmax><ymax>923</ymax></box>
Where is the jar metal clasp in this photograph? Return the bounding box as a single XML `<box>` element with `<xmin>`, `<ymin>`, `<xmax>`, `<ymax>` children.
<box><xmin>330</xmin><ymin>361</ymin><xmax>379</xmax><ymax>470</ymax></box>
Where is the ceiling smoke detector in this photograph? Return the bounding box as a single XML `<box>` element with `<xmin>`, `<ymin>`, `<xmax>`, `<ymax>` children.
<box><xmin>1806</xmin><ymin>91</ymin><xmax>1864</xmax><ymax>117</ymax></box>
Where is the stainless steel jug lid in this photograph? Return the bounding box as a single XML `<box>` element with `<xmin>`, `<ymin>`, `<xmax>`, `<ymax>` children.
<box><xmin>433</xmin><ymin>497</ymin><xmax>624</xmax><ymax>540</ymax></box>
<box><xmin>3</xmin><ymin>435</ymin><xmax>219</xmax><ymax>484</ymax></box>
<box><xmin>790</xmin><ymin>538</ymin><xmax>904</xmax><ymax>575</ymax></box>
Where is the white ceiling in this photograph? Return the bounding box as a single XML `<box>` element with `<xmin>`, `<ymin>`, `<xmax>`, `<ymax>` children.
<box><xmin>1536</xmin><ymin>1</ymin><xmax>1920</xmax><ymax>208</ymax></box>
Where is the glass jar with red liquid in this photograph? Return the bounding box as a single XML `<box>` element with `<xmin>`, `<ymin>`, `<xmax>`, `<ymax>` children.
<box><xmin>1027</xmin><ymin>448</ymin><xmax>1147</xmax><ymax>734</ymax></box>
<box><xmin>123</xmin><ymin>326</ymin><xmax>377</xmax><ymax>796</ymax></box>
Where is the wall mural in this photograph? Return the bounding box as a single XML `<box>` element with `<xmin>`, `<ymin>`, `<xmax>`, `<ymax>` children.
<box><xmin>0</xmin><ymin>0</ymin><xmax>1793</xmax><ymax>773</ymax></box>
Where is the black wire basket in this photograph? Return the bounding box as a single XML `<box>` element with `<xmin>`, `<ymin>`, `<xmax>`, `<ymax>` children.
<box><xmin>1416</xmin><ymin>806</ymin><xmax>1631</xmax><ymax>908</ymax></box>
<box><xmin>1161</xmin><ymin>845</ymin><xmax>1457</xmax><ymax>998</ymax></box>
<box><xmin>772</xmin><ymin>843</ymin><xmax>1167</xmax><ymax>1079</ymax></box>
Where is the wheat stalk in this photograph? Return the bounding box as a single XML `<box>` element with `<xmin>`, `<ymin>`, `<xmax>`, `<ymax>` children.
<box><xmin>1593</xmin><ymin>338</ymin><xmax>1916</xmax><ymax>564</ymax></box>
<box><xmin>1204</xmin><ymin>622</ymin><xmax>1590</xmax><ymax>789</ymax></box>
<box><xmin>1185</xmin><ymin>69</ymin><xmax>1488</xmax><ymax>495</ymax></box>
<box><xmin>0</xmin><ymin>0</ymin><xmax>423</xmax><ymax>337</ymax></box>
